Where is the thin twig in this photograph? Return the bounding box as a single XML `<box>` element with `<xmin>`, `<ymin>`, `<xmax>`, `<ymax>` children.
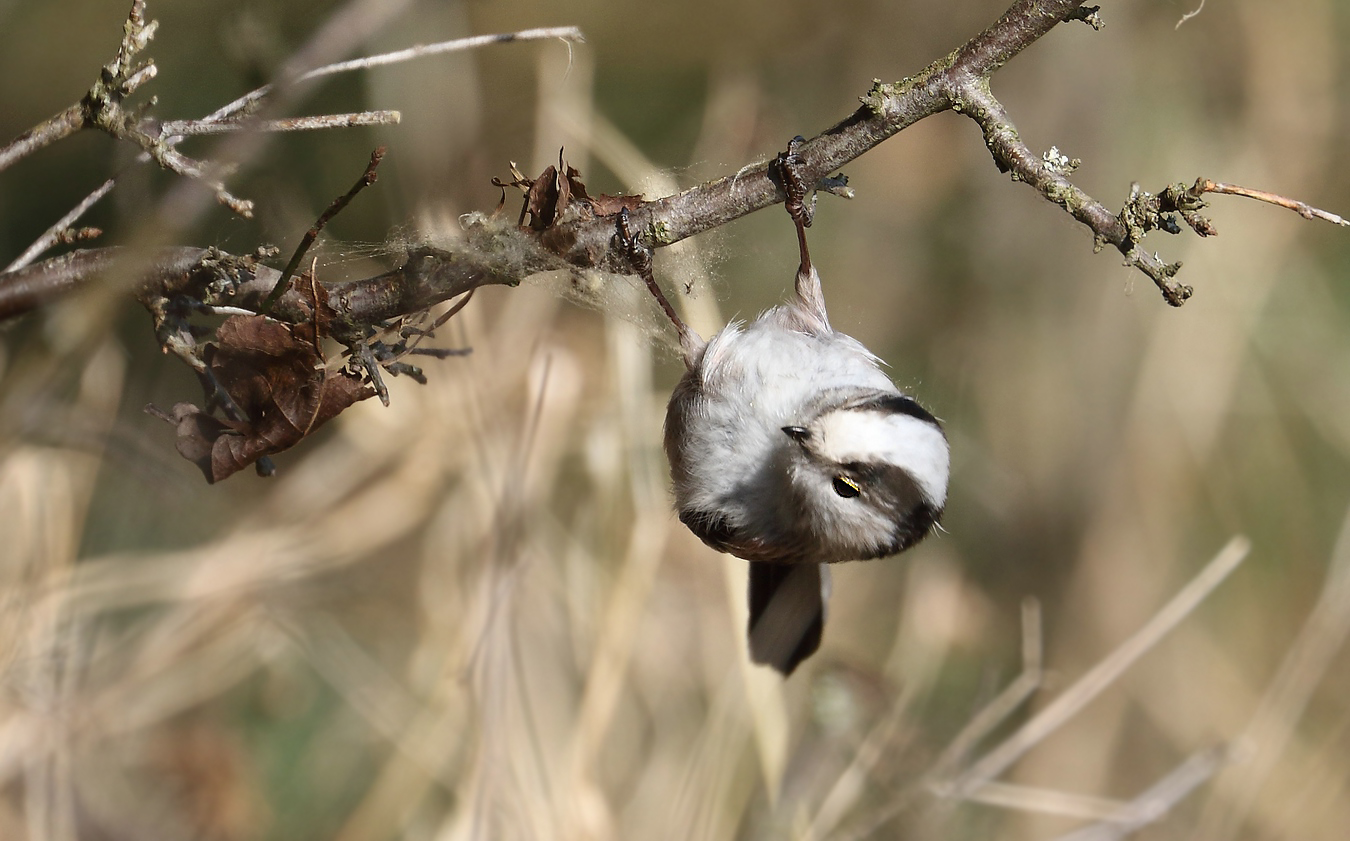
<box><xmin>136</xmin><ymin>137</ymin><xmax>253</xmax><ymax>217</ymax></box>
<box><xmin>3</xmin><ymin>16</ymin><xmax>583</xmax><ymax>265</ymax></box>
<box><xmin>4</xmin><ymin>180</ymin><xmax>115</xmax><ymax>273</ymax></box>
<box><xmin>0</xmin><ymin>105</ymin><xmax>85</xmax><ymax>172</ymax></box>
<box><xmin>158</xmin><ymin>111</ymin><xmax>401</xmax><ymax>137</ymax></box>
<box><xmin>110</xmin><ymin>0</ymin><xmax>155</xmax><ymax>77</ymax></box>
<box><xmin>1176</xmin><ymin>0</ymin><xmax>1207</xmax><ymax>29</ymax></box>
<box><xmin>260</xmin><ymin>146</ymin><xmax>387</xmax><ymax>313</ymax></box>
<box><xmin>956</xmin><ymin>81</ymin><xmax>1191</xmax><ymax>305</ymax></box>
<box><xmin>298</xmin><ymin>26</ymin><xmax>585</xmax><ymax>77</ymax></box>
<box><xmin>204</xmin><ymin>26</ymin><xmax>586</xmax><ymax>125</ymax></box>
<box><xmin>946</xmin><ymin>536</ymin><xmax>1250</xmax><ymax>799</ymax></box>
<box><xmin>1194</xmin><ymin>178</ymin><xmax>1349</xmax><ymax>227</ymax></box>
<box><xmin>0</xmin><ymin>1</ymin><xmax>157</xmax><ymax>173</ymax></box>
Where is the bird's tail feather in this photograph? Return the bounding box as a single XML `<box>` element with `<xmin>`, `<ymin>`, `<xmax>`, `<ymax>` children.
<box><xmin>747</xmin><ymin>561</ymin><xmax>826</xmax><ymax>675</ymax></box>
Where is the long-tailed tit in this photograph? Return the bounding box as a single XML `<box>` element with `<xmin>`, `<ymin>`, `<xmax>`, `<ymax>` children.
<box><xmin>620</xmin><ymin>140</ymin><xmax>949</xmax><ymax>675</ymax></box>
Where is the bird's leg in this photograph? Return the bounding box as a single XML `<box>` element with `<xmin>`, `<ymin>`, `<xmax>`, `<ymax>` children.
<box><xmin>772</xmin><ymin>137</ymin><xmax>829</xmax><ymax>327</ymax></box>
<box><xmin>775</xmin><ymin>136</ymin><xmax>815</xmax><ymax>269</ymax></box>
<box><xmin>616</xmin><ymin>208</ymin><xmax>693</xmax><ymax>340</ymax></box>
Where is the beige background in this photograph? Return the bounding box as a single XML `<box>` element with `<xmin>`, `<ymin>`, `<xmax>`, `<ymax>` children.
<box><xmin>1</xmin><ymin>1</ymin><xmax>1348</xmax><ymax>839</ymax></box>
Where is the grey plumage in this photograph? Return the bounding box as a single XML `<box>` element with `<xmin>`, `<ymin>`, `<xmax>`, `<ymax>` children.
<box><xmin>662</xmin><ymin>261</ymin><xmax>949</xmax><ymax>674</ymax></box>
<box><xmin>632</xmin><ymin>146</ymin><xmax>950</xmax><ymax>675</ymax></box>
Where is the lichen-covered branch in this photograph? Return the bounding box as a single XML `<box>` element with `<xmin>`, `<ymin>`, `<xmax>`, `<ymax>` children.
<box><xmin>0</xmin><ymin>104</ymin><xmax>86</xmax><ymax>172</ymax></box>
<box><xmin>4</xmin><ymin>0</ymin><xmax>1344</xmax><ymax>326</ymax></box>
<box><xmin>538</xmin><ymin>2</ymin><xmax>1143</xmax><ymax>285</ymax></box>
<box><xmin>541</xmin><ymin>1</ymin><xmax>1101</xmax><ymax>268</ymax></box>
<box><xmin>956</xmin><ymin>80</ymin><xmax>1194</xmax><ymax>304</ymax></box>
<box><xmin>0</xmin><ymin>2</ymin><xmax>579</xmax><ymax>269</ymax></box>
<box><xmin>543</xmin><ymin>0</ymin><xmax>1338</xmax><ymax>307</ymax></box>
<box><xmin>0</xmin><ymin>232</ymin><xmax>539</xmax><ymax>333</ymax></box>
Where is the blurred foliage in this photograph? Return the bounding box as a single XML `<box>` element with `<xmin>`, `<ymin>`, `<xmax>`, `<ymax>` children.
<box><xmin>2</xmin><ymin>1</ymin><xmax>1350</xmax><ymax>839</ymax></box>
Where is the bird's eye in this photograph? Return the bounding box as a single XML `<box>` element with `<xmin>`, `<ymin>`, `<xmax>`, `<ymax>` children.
<box><xmin>832</xmin><ymin>476</ymin><xmax>861</xmax><ymax>498</ymax></box>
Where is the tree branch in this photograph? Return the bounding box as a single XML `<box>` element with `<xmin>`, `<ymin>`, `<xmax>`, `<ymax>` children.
<box><xmin>538</xmin><ymin>1</ymin><xmax>1100</xmax><ymax>267</ymax></box>
<box><xmin>0</xmin><ymin>0</ymin><xmax>1044</xmax><ymax>325</ymax></box>
<box><xmin>956</xmin><ymin>80</ymin><xmax>1193</xmax><ymax>305</ymax></box>
<box><xmin>4</xmin><ymin>0</ymin><xmax>1345</xmax><ymax>328</ymax></box>
<box><xmin>0</xmin><ymin>104</ymin><xmax>85</xmax><ymax>171</ymax></box>
<box><xmin>543</xmin><ymin>0</ymin><xmax>1339</xmax><ymax>307</ymax></box>
<box><xmin>0</xmin><ymin>3</ymin><xmax>582</xmax><ymax>267</ymax></box>
<box><xmin>0</xmin><ymin>242</ymin><xmax>528</xmax><ymax>335</ymax></box>
<box><xmin>3</xmin><ymin>179</ymin><xmax>114</xmax><ymax>273</ymax></box>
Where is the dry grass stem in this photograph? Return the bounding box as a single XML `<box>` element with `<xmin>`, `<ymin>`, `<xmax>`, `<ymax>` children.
<box><xmin>946</xmin><ymin>536</ymin><xmax>1250</xmax><ymax>799</ymax></box>
<box><xmin>1197</xmin><ymin>506</ymin><xmax>1350</xmax><ymax>839</ymax></box>
<box><xmin>2</xmin><ymin>2</ymin><xmax>1348</xmax><ymax>840</ymax></box>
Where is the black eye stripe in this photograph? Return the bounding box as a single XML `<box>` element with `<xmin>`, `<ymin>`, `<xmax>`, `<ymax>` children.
<box><xmin>841</xmin><ymin>462</ymin><xmax>884</xmax><ymax>483</ymax></box>
<box><xmin>867</xmin><ymin>394</ymin><xmax>940</xmax><ymax>426</ymax></box>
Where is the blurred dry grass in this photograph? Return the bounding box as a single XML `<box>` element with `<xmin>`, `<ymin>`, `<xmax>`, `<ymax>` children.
<box><xmin>2</xmin><ymin>1</ymin><xmax>1350</xmax><ymax>839</ymax></box>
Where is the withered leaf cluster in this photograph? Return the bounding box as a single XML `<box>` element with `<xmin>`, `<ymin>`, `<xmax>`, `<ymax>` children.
<box><xmin>159</xmin><ymin>315</ymin><xmax>373</xmax><ymax>483</ymax></box>
<box><xmin>151</xmin><ymin>154</ymin><xmax>634</xmax><ymax>483</ymax></box>
<box><xmin>494</xmin><ymin>154</ymin><xmax>643</xmax><ymax>232</ymax></box>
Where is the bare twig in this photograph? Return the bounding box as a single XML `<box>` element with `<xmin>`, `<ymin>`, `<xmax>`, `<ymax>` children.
<box><xmin>0</xmin><ymin>242</ymin><xmax>528</xmax><ymax>332</ymax></box>
<box><xmin>1193</xmin><ymin>178</ymin><xmax>1349</xmax><ymax>227</ymax></box>
<box><xmin>158</xmin><ymin>111</ymin><xmax>401</xmax><ymax>137</ymax></box>
<box><xmin>129</xmin><ymin>133</ymin><xmax>254</xmax><ymax>217</ymax></box>
<box><xmin>302</xmin><ymin>25</ymin><xmax>585</xmax><ymax>76</ymax></box>
<box><xmin>958</xmin><ymin>83</ymin><xmax>1195</xmax><ymax>304</ymax></box>
<box><xmin>1175</xmin><ymin>0</ymin><xmax>1207</xmax><ymax>30</ymax></box>
<box><xmin>4</xmin><ymin>180</ymin><xmax>115</xmax><ymax>273</ymax></box>
<box><xmin>260</xmin><ymin>146</ymin><xmax>387</xmax><ymax>313</ymax></box>
<box><xmin>0</xmin><ymin>0</ymin><xmax>157</xmax><ymax>171</ymax></box>
<box><xmin>0</xmin><ymin>1</ymin><xmax>257</xmax><ymax>216</ymax></box>
<box><xmin>2</xmin><ymin>9</ymin><xmax>584</xmax><ymax>264</ymax></box>
<box><xmin>535</xmin><ymin>1</ymin><xmax>1344</xmax><ymax>308</ymax></box>
<box><xmin>0</xmin><ymin>105</ymin><xmax>85</xmax><ymax>172</ymax></box>
<box><xmin>203</xmin><ymin>26</ymin><xmax>586</xmax><ymax>125</ymax></box>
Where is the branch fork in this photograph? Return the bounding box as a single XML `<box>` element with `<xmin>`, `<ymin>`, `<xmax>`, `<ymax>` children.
<box><xmin>533</xmin><ymin>0</ymin><xmax>1341</xmax><ymax>308</ymax></box>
